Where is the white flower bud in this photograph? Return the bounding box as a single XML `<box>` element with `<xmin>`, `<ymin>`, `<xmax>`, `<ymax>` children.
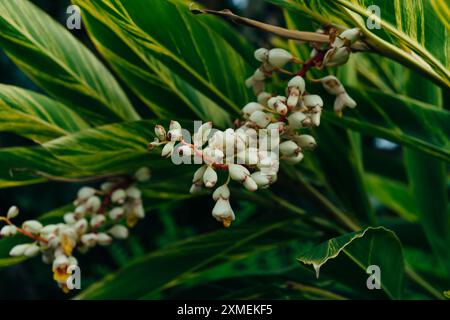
<box><xmin>108</xmin><ymin>225</ymin><xmax>129</xmax><ymax>239</ymax></box>
<box><xmin>192</xmin><ymin>165</ymin><xmax>207</xmax><ymax>183</ymax></box>
<box><xmin>257</xmin><ymin>92</ymin><xmax>271</xmax><ymax>106</ymax></box>
<box><xmin>74</xmin><ymin>205</ymin><xmax>86</xmax><ymax>219</ymax></box>
<box><xmin>242</xmin><ymin>102</ymin><xmax>264</xmax><ymax>118</ymax></box>
<box><xmin>229</xmin><ymin>164</ymin><xmax>250</xmax><ymax>182</ymax></box>
<box><xmin>108</xmin><ymin>207</ymin><xmax>125</xmax><ymax>220</ymax></box>
<box><xmin>249</xmin><ymin>110</ymin><xmax>271</xmax><ymax>128</ymax></box>
<box><xmin>90</xmin><ymin>215</ymin><xmax>106</xmax><ymax>228</ymax></box>
<box><xmin>284</xmin><ymin>152</ymin><xmax>304</xmax><ymax>164</ymax></box>
<box><xmin>133</xmin><ymin>204</ymin><xmax>145</xmax><ymax>219</ymax></box>
<box><xmin>295</xmin><ymin>135</ymin><xmax>317</xmax><ymax>150</ymax></box>
<box><xmin>9</xmin><ymin>244</ymin><xmax>30</xmax><ymax>257</ymax></box>
<box><xmin>41</xmin><ymin>224</ymin><xmax>58</xmax><ymax>235</ymax></box>
<box><xmin>97</xmin><ymin>233</ymin><xmax>113</xmax><ymax>246</ymax></box>
<box><xmin>134</xmin><ymin>167</ymin><xmax>151</xmax><ymax>182</ymax></box>
<box><xmin>253</xmin><ymin>68</ymin><xmax>266</xmax><ymax>81</ymax></box>
<box><xmin>334</xmin><ymin>93</ymin><xmax>357</xmax><ymax>112</ymax></box>
<box><xmin>203</xmin><ymin>147</ymin><xmax>224</xmax><ymax>165</ymax></box>
<box><xmin>323</xmin><ymin>47</ymin><xmax>350</xmax><ymax>67</ymax></box>
<box><xmin>280</xmin><ymin>140</ymin><xmax>301</xmax><ymax>156</ymax></box>
<box><xmin>303</xmin><ymin>95</ymin><xmax>323</xmax><ymax>109</ymax></box>
<box><xmin>267</xmin><ymin>122</ymin><xmax>286</xmax><ymax>134</ymax></box>
<box><xmin>190</xmin><ymin>183</ymin><xmax>202</xmax><ymax>194</ymax></box>
<box><xmin>288</xmin><ymin>76</ymin><xmax>305</xmax><ymax>93</ymax></box>
<box><xmin>63</xmin><ymin>213</ymin><xmax>76</xmax><ymax>225</ymax></box>
<box><xmin>193</xmin><ymin>122</ymin><xmax>212</xmax><ymax>146</ymax></box>
<box><xmin>243</xmin><ymin>176</ymin><xmax>258</xmax><ymax>192</ymax></box>
<box><xmin>169</xmin><ymin>120</ymin><xmax>181</xmax><ymax>130</ymax></box>
<box><xmin>254</xmin><ymin>48</ymin><xmax>269</xmax><ymax>62</ymax></box>
<box><xmin>100</xmin><ymin>181</ymin><xmax>115</xmax><ymax>192</ymax></box>
<box><xmin>0</xmin><ymin>225</ymin><xmax>17</xmax><ymax>237</ymax></box>
<box><xmin>212</xmin><ymin>198</ymin><xmax>235</xmax><ymax>227</ymax></box>
<box><xmin>320</xmin><ymin>76</ymin><xmax>345</xmax><ymax>95</ymax></box>
<box><xmin>111</xmin><ymin>189</ymin><xmax>126</xmax><ymax>204</ymax></box>
<box><xmin>339</xmin><ymin>28</ymin><xmax>361</xmax><ymax>45</ymax></box>
<box><xmin>86</xmin><ymin>196</ymin><xmax>102</xmax><ymax>212</ymax></box>
<box><xmin>310</xmin><ymin>110</ymin><xmax>322</xmax><ymax>126</ymax></box>
<box><xmin>7</xmin><ymin>206</ymin><xmax>19</xmax><ymax>219</ymax></box>
<box><xmin>77</xmin><ymin>187</ymin><xmax>96</xmax><ymax>201</ymax></box>
<box><xmin>74</xmin><ymin>218</ymin><xmax>88</xmax><ymax>235</ymax></box>
<box><xmin>268</xmin><ymin>48</ymin><xmax>293</xmax><ymax>68</ymax></box>
<box><xmin>287</xmin><ymin>111</ymin><xmax>308</xmax><ymax>129</ymax></box>
<box><xmin>154</xmin><ymin>125</ymin><xmax>166</xmax><ymax>141</ymax></box>
<box><xmin>161</xmin><ymin>141</ymin><xmax>175</xmax><ymax>158</ymax></box>
<box><xmin>24</xmin><ymin>244</ymin><xmax>40</xmax><ymax>257</ymax></box>
<box><xmin>250</xmin><ymin>171</ymin><xmax>272</xmax><ymax>189</ymax></box>
<box><xmin>167</xmin><ymin>128</ymin><xmax>182</xmax><ymax>141</ymax></box>
<box><xmin>22</xmin><ymin>220</ymin><xmax>43</xmax><ymax>234</ymax></box>
<box><xmin>212</xmin><ymin>184</ymin><xmax>230</xmax><ymax>201</ymax></box>
<box><xmin>81</xmin><ymin>233</ymin><xmax>97</xmax><ymax>247</ymax></box>
<box><xmin>203</xmin><ymin>166</ymin><xmax>218</xmax><ymax>188</ymax></box>
<box><xmin>126</xmin><ymin>186</ymin><xmax>141</xmax><ymax>199</ymax></box>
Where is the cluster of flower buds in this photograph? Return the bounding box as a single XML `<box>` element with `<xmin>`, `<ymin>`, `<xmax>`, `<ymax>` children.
<box><xmin>323</xmin><ymin>28</ymin><xmax>361</xmax><ymax>67</ymax></box>
<box><xmin>245</xmin><ymin>47</ymin><xmax>298</xmax><ymax>94</ymax></box>
<box><xmin>0</xmin><ymin>167</ymin><xmax>151</xmax><ymax>292</ymax></box>
<box><xmin>150</xmin><ymin>27</ymin><xmax>361</xmax><ymax>228</ymax></box>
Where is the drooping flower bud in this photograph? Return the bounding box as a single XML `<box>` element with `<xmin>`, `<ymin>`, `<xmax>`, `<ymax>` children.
<box><xmin>334</xmin><ymin>93</ymin><xmax>357</xmax><ymax>113</ymax></box>
<box><xmin>280</xmin><ymin>140</ymin><xmax>301</xmax><ymax>156</ymax></box>
<box><xmin>97</xmin><ymin>233</ymin><xmax>113</xmax><ymax>246</ymax></box>
<box><xmin>9</xmin><ymin>244</ymin><xmax>30</xmax><ymax>257</ymax></box>
<box><xmin>242</xmin><ymin>102</ymin><xmax>264</xmax><ymax>118</ymax></box>
<box><xmin>250</xmin><ymin>171</ymin><xmax>272</xmax><ymax>189</ymax></box>
<box><xmin>268</xmin><ymin>48</ymin><xmax>293</xmax><ymax>68</ymax></box>
<box><xmin>287</xmin><ymin>76</ymin><xmax>305</xmax><ymax>109</ymax></box>
<box><xmin>24</xmin><ymin>244</ymin><xmax>40</xmax><ymax>257</ymax></box>
<box><xmin>284</xmin><ymin>152</ymin><xmax>304</xmax><ymax>164</ymax></box>
<box><xmin>86</xmin><ymin>196</ymin><xmax>101</xmax><ymax>212</ymax></box>
<box><xmin>253</xmin><ymin>68</ymin><xmax>266</xmax><ymax>81</ymax></box>
<box><xmin>323</xmin><ymin>47</ymin><xmax>350</xmax><ymax>67</ymax></box>
<box><xmin>81</xmin><ymin>233</ymin><xmax>97</xmax><ymax>247</ymax></box>
<box><xmin>0</xmin><ymin>225</ymin><xmax>17</xmax><ymax>237</ymax></box>
<box><xmin>203</xmin><ymin>166</ymin><xmax>218</xmax><ymax>188</ymax></box>
<box><xmin>320</xmin><ymin>75</ymin><xmax>345</xmax><ymax>95</ymax></box>
<box><xmin>229</xmin><ymin>164</ymin><xmax>250</xmax><ymax>182</ymax></box>
<box><xmin>212</xmin><ymin>184</ymin><xmax>230</xmax><ymax>201</ymax></box>
<box><xmin>108</xmin><ymin>207</ymin><xmax>125</xmax><ymax>221</ymax></box>
<box><xmin>287</xmin><ymin>111</ymin><xmax>308</xmax><ymax>129</ymax></box>
<box><xmin>212</xmin><ymin>198</ymin><xmax>235</xmax><ymax>228</ymax></box>
<box><xmin>90</xmin><ymin>215</ymin><xmax>106</xmax><ymax>229</ymax></box>
<box><xmin>303</xmin><ymin>95</ymin><xmax>323</xmax><ymax>109</ymax></box>
<box><xmin>249</xmin><ymin>110</ymin><xmax>271</xmax><ymax>128</ymax></box>
<box><xmin>77</xmin><ymin>187</ymin><xmax>96</xmax><ymax>202</ymax></box>
<box><xmin>294</xmin><ymin>135</ymin><xmax>317</xmax><ymax>150</ymax></box>
<box><xmin>161</xmin><ymin>141</ymin><xmax>175</xmax><ymax>158</ymax></box>
<box><xmin>243</xmin><ymin>176</ymin><xmax>258</xmax><ymax>192</ymax></box>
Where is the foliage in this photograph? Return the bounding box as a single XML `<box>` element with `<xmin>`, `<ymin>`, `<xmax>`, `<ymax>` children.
<box><xmin>0</xmin><ymin>0</ymin><xmax>448</xmax><ymax>299</ymax></box>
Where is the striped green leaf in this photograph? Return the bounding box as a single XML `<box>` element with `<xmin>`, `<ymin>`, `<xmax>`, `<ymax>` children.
<box><xmin>0</xmin><ymin>146</ymin><xmax>83</xmax><ymax>188</ymax></box>
<box><xmin>0</xmin><ymin>0</ymin><xmax>139</xmax><ymax>124</ymax></box>
<box><xmin>73</xmin><ymin>0</ymin><xmax>251</xmax><ymax>119</ymax></box>
<box><xmin>269</xmin><ymin>0</ymin><xmax>450</xmax><ymax>89</ymax></box>
<box><xmin>298</xmin><ymin>227</ymin><xmax>405</xmax><ymax>299</ymax></box>
<box><xmin>0</xmin><ymin>84</ymin><xmax>89</xmax><ymax>143</ymax></box>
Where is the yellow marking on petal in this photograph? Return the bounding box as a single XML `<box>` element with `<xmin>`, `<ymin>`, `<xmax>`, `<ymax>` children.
<box><xmin>222</xmin><ymin>218</ymin><xmax>232</xmax><ymax>228</ymax></box>
<box><xmin>61</xmin><ymin>234</ymin><xmax>74</xmax><ymax>256</ymax></box>
<box><xmin>126</xmin><ymin>214</ymin><xmax>139</xmax><ymax>228</ymax></box>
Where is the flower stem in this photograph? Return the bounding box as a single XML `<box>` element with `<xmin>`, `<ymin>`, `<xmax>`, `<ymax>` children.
<box><xmin>0</xmin><ymin>217</ymin><xmax>48</xmax><ymax>243</ymax></box>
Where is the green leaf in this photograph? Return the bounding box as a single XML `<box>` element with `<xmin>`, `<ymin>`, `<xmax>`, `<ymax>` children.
<box><xmin>312</xmin><ymin>123</ymin><xmax>375</xmax><ymax>225</ymax></box>
<box><xmin>0</xmin><ymin>146</ymin><xmax>82</xmax><ymax>188</ymax></box>
<box><xmin>76</xmin><ymin>217</ymin><xmax>306</xmax><ymax>299</ymax></box>
<box><xmin>73</xmin><ymin>0</ymin><xmax>252</xmax><ymax>119</ymax></box>
<box><xmin>0</xmin><ymin>0</ymin><xmax>139</xmax><ymax>124</ymax></box>
<box><xmin>0</xmin><ymin>84</ymin><xmax>89</xmax><ymax>143</ymax></box>
<box><xmin>42</xmin><ymin>120</ymin><xmax>163</xmax><ymax>174</ymax></box>
<box><xmin>365</xmin><ymin>173</ymin><xmax>418</xmax><ymax>222</ymax></box>
<box><xmin>269</xmin><ymin>0</ymin><xmax>450</xmax><ymax>89</ymax></box>
<box><xmin>321</xmin><ymin>87</ymin><xmax>450</xmax><ymax>163</ymax></box>
<box><xmin>298</xmin><ymin>227</ymin><xmax>405</xmax><ymax>299</ymax></box>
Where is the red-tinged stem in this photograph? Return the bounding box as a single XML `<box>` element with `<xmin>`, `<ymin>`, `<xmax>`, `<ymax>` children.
<box><xmin>0</xmin><ymin>217</ymin><xmax>48</xmax><ymax>244</ymax></box>
<box><xmin>297</xmin><ymin>50</ymin><xmax>326</xmax><ymax>77</ymax></box>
